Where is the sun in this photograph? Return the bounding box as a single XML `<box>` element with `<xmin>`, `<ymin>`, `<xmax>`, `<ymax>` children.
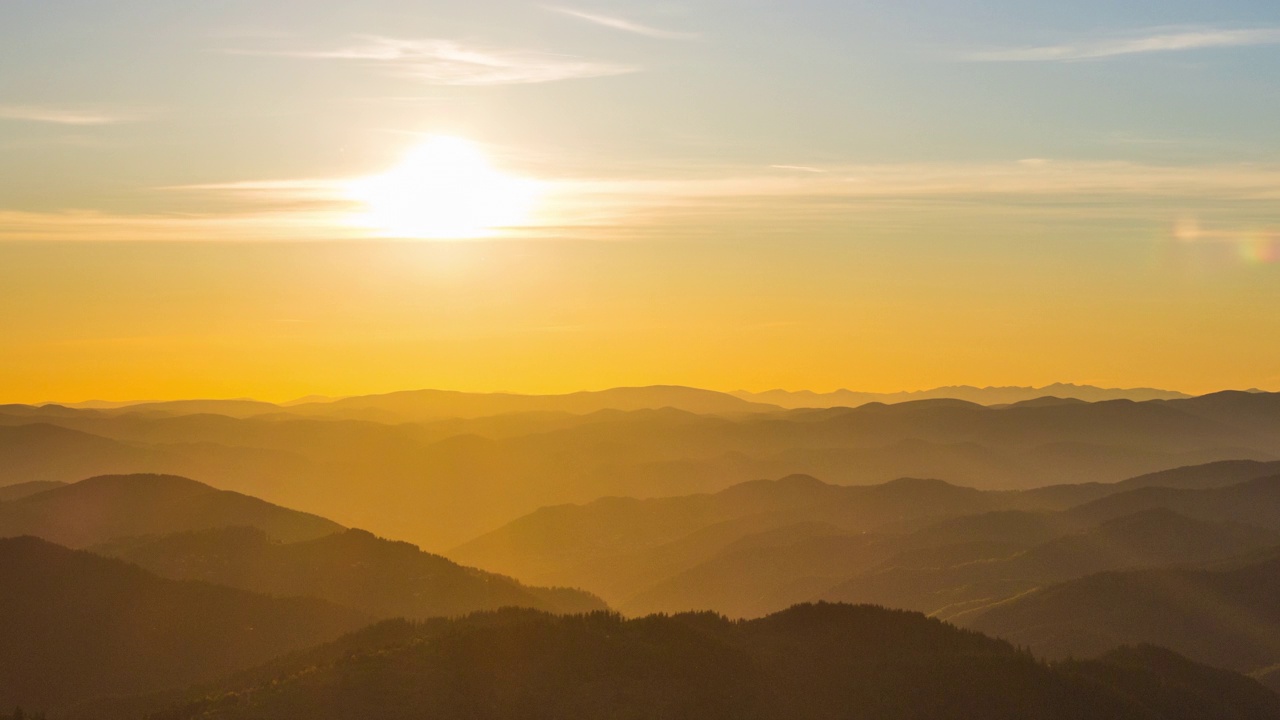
<box><xmin>345</xmin><ymin>136</ymin><xmax>541</xmax><ymax>239</ymax></box>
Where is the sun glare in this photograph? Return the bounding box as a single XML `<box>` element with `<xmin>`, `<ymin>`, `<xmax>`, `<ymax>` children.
<box><xmin>346</xmin><ymin>136</ymin><xmax>541</xmax><ymax>239</ymax></box>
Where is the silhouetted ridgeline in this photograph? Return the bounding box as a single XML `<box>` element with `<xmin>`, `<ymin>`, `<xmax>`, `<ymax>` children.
<box><xmin>4</xmin><ymin>391</ymin><xmax>1280</xmax><ymax>548</ymax></box>
<box><xmin>120</xmin><ymin>604</ymin><xmax>1280</xmax><ymax>720</ymax></box>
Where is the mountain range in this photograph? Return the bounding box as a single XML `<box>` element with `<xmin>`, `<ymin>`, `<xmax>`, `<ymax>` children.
<box><xmin>3</xmin><ymin>391</ymin><xmax>1279</xmax><ymax>549</ymax></box>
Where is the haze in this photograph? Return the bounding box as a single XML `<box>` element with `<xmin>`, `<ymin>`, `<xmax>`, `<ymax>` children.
<box><xmin>5</xmin><ymin>3</ymin><xmax>1280</xmax><ymax>720</ymax></box>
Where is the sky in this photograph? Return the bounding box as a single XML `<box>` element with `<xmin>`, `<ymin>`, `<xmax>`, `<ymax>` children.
<box><xmin>1</xmin><ymin>0</ymin><xmax>1279</xmax><ymax>402</ymax></box>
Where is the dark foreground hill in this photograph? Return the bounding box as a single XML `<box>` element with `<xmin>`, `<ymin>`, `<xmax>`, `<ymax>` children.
<box><xmin>97</xmin><ymin>526</ymin><xmax>606</xmax><ymax>618</ymax></box>
<box><xmin>131</xmin><ymin>603</ymin><xmax>1280</xmax><ymax>720</ymax></box>
<box><xmin>0</xmin><ymin>474</ymin><xmax>343</xmax><ymax>548</ymax></box>
<box><xmin>0</xmin><ymin>537</ymin><xmax>367</xmax><ymax>711</ymax></box>
<box><xmin>959</xmin><ymin>553</ymin><xmax>1280</xmax><ymax>677</ymax></box>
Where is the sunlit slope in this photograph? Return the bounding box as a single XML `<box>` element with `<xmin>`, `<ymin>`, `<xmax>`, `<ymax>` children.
<box><xmin>97</xmin><ymin>526</ymin><xmax>605</xmax><ymax>619</ymax></box>
<box><xmin>0</xmin><ymin>473</ymin><xmax>605</xmax><ymax>620</ymax></box>
<box><xmin>0</xmin><ymin>474</ymin><xmax>343</xmax><ymax>547</ymax></box>
<box><xmin>124</xmin><ymin>604</ymin><xmax>1280</xmax><ymax>720</ymax></box>
<box><xmin>0</xmin><ymin>537</ymin><xmax>368</xmax><ymax>711</ymax></box>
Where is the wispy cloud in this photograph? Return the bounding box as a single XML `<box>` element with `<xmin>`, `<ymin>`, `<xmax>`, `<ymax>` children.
<box><xmin>969</xmin><ymin>27</ymin><xmax>1280</xmax><ymax>62</ymax></box>
<box><xmin>227</xmin><ymin>36</ymin><xmax>637</xmax><ymax>85</ymax></box>
<box><xmin>770</xmin><ymin>165</ymin><xmax>827</xmax><ymax>173</ymax></box>
<box><xmin>0</xmin><ymin>105</ymin><xmax>142</xmax><ymax>126</ymax></box>
<box><xmin>13</xmin><ymin>159</ymin><xmax>1280</xmax><ymax>243</ymax></box>
<box><xmin>544</xmin><ymin>6</ymin><xmax>700</xmax><ymax>40</ymax></box>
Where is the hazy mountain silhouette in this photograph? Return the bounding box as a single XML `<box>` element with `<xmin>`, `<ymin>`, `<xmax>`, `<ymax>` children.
<box><xmin>735</xmin><ymin>383</ymin><xmax>1191</xmax><ymax>408</ymax></box>
<box><xmin>0</xmin><ymin>474</ymin><xmax>342</xmax><ymax>548</ymax></box>
<box><xmin>1113</xmin><ymin>459</ymin><xmax>1280</xmax><ymax>491</ymax></box>
<box><xmin>1064</xmin><ymin>474</ymin><xmax>1280</xmax><ymax>530</ymax></box>
<box><xmin>0</xmin><ymin>481</ymin><xmax>65</xmax><ymax>502</ymax></box>
<box><xmin>113</xmin><ymin>603</ymin><xmax>1279</xmax><ymax>720</ymax></box>
<box><xmin>288</xmin><ymin>385</ymin><xmax>781</xmax><ymax>421</ymax></box>
<box><xmin>457</xmin><ymin>469</ymin><xmax>1280</xmax><ymax>618</ymax></box>
<box><xmin>3</xmin><ymin>392</ymin><xmax>1278</xmax><ymax>548</ymax></box>
<box><xmin>452</xmin><ymin>475</ymin><xmax>999</xmax><ymax>597</ymax></box>
<box><xmin>821</xmin><ymin>508</ymin><xmax>1280</xmax><ymax>621</ymax></box>
<box><xmin>97</xmin><ymin>526</ymin><xmax>605</xmax><ymax>619</ymax></box>
<box><xmin>70</xmin><ymin>386</ymin><xmax>780</xmax><ymax>422</ymax></box>
<box><xmin>959</xmin><ymin>553</ymin><xmax>1280</xmax><ymax>680</ymax></box>
<box><xmin>0</xmin><ymin>537</ymin><xmax>367</xmax><ymax>710</ymax></box>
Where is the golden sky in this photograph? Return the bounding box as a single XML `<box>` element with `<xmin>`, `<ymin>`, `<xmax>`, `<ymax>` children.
<box><xmin>2</xmin><ymin>2</ymin><xmax>1279</xmax><ymax>402</ymax></box>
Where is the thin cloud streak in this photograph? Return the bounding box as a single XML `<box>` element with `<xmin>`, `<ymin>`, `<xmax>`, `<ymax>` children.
<box><xmin>544</xmin><ymin>6</ymin><xmax>700</xmax><ymax>40</ymax></box>
<box><xmin>10</xmin><ymin>159</ymin><xmax>1280</xmax><ymax>242</ymax></box>
<box><xmin>0</xmin><ymin>105</ymin><xmax>142</xmax><ymax>126</ymax></box>
<box><xmin>226</xmin><ymin>36</ymin><xmax>637</xmax><ymax>85</ymax></box>
<box><xmin>969</xmin><ymin>27</ymin><xmax>1280</xmax><ymax>62</ymax></box>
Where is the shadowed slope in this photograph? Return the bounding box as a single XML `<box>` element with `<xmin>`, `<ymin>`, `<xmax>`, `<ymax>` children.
<box><xmin>0</xmin><ymin>537</ymin><xmax>367</xmax><ymax>710</ymax></box>
<box><xmin>129</xmin><ymin>603</ymin><xmax>1280</xmax><ymax>720</ymax></box>
<box><xmin>959</xmin><ymin>554</ymin><xmax>1280</xmax><ymax>676</ymax></box>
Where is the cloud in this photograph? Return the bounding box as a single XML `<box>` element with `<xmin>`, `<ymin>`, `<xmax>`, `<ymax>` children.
<box><xmin>544</xmin><ymin>6</ymin><xmax>700</xmax><ymax>40</ymax></box>
<box><xmin>14</xmin><ymin>159</ymin><xmax>1280</xmax><ymax>243</ymax></box>
<box><xmin>969</xmin><ymin>27</ymin><xmax>1280</xmax><ymax>62</ymax></box>
<box><xmin>228</xmin><ymin>36</ymin><xmax>637</xmax><ymax>85</ymax></box>
<box><xmin>0</xmin><ymin>105</ymin><xmax>141</xmax><ymax>125</ymax></box>
<box><xmin>770</xmin><ymin>165</ymin><xmax>827</xmax><ymax>173</ymax></box>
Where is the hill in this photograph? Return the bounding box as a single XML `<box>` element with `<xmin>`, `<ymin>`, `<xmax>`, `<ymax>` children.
<box><xmin>127</xmin><ymin>603</ymin><xmax>1280</xmax><ymax>720</ymax></box>
<box><xmin>451</xmin><ymin>475</ymin><xmax>998</xmax><ymax>599</ymax></box>
<box><xmin>0</xmin><ymin>537</ymin><xmax>367</xmax><ymax>710</ymax></box>
<box><xmin>457</xmin><ymin>469</ymin><xmax>1280</xmax><ymax>618</ymax></box>
<box><xmin>735</xmin><ymin>383</ymin><xmax>1191</xmax><ymax>408</ymax></box>
<box><xmin>819</xmin><ymin>508</ymin><xmax>1280</xmax><ymax>621</ymax></box>
<box><xmin>97</xmin><ymin>526</ymin><xmax>606</xmax><ymax>619</ymax></box>
<box><xmin>0</xmin><ymin>481</ymin><xmax>65</xmax><ymax>502</ymax></box>
<box><xmin>959</xmin><ymin>554</ymin><xmax>1280</xmax><ymax>678</ymax></box>
<box><xmin>0</xmin><ymin>474</ymin><xmax>343</xmax><ymax>548</ymax></box>
<box><xmin>1064</xmin><ymin>475</ymin><xmax>1280</xmax><ymax>530</ymax></box>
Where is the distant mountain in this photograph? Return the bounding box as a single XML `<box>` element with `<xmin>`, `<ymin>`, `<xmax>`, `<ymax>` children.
<box><xmin>124</xmin><ymin>604</ymin><xmax>1280</xmax><ymax>720</ymax></box>
<box><xmin>0</xmin><ymin>481</ymin><xmax>65</xmax><ymax>502</ymax></box>
<box><xmin>97</xmin><ymin>526</ymin><xmax>606</xmax><ymax>619</ymax></box>
<box><xmin>452</xmin><ymin>475</ymin><xmax>999</xmax><ymax>599</ymax></box>
<box><xmin>1114</xmin><ymin>459</ymin><xmax>1280</xmax><ymax>491</ymax></box>
<box><xmin>3</xmin><ymin>392</ymin><xmax>1279</xmax><ymax>549</ymax></box>
<box><xmin>0</xmin><ymin>474</ymin><xmax>343</xmax><ymax>548</ymax></box>
<box><xmin>821</xmin><ymin>508</ymin><xmax>1280</xmax><ymax>621</ymax></box>
<box><xmin>734</xmin><ymin>383</ymin><xmax>1192</xmax><ymax>408</ymax></box>
<box><xmin>66</xmin><ymin>386</ymin><xmax>781</xmax><ymax>422</ymax></box>
<box><xmin>0</xmin><ymin>423</ymin><xmax>170</xmax><ymax>483</ymax></box>
<box><xmin>959</xmin><ymin>553</ymin><xmax>1280</xmax><ymax>680</ymax></box>
<box><xmin>0</xmin><ymin>537</ymin><xmax>366</xmax><ymax>710</ymax></box>
<box><xmin>1064</xmin><ymin>474</ymin><xmax>1280</xmax><ymax>531</ymax></box>
<box><xmin>457</xmin><ymin>468</ymin><xmax>1280</xmax><ymax>619</ymax></box>
<box><xmin>285</xmin><ymin>385</ymin><xmax>781</xmax><ymax>421</ymax></box>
